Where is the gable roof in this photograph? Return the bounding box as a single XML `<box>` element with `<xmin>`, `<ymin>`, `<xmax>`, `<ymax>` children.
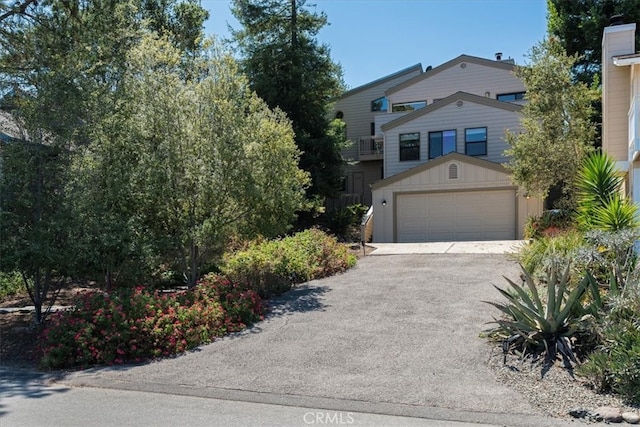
<box><xmin>381</xmin><ymin>91</ymin><xmax>523</xmax><ymax>132</ymax></box>
<box><xmin>385</xmin><ymin>54</ymin><xmax>517</xmax><ymax>97</ymax></box>
<box><xmin>337</xmin><ymin>63</ymin><xmax>423</xmax><ymax>99</ymax></box>
<box><xmin>371</xmin><ymin>152</ymin><xmax>508</xmax><ymax>190</ymax></box>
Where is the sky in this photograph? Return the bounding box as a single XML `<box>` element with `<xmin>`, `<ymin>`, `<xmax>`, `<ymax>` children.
<box><xmin>200</xmin><ymin>0</ymin><xmax>549</xmax><ymax>90</ymax></box>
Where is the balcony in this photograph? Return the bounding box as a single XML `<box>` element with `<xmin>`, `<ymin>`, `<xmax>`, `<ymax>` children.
<box><xmin>359</xmin><ymin>136</ymin><xmax>383</xmax><ymax>161</ymax></box>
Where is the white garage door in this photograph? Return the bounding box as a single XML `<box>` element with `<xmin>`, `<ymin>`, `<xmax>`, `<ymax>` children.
<box><xmin>396</xmin><ymin>189</ymin><xmax>516</xmax><ymax>242</ymax></box>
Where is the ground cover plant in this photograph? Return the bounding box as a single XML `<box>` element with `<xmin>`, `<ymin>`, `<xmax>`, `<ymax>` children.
<box><xmin>39</xmin><ymin>275</ymin><xmax>263</xmax><ymax>369</ymax></box>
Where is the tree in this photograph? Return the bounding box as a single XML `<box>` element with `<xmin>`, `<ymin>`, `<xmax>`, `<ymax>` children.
<box><xmin>230</xmin><ymin>0</ymin><xmax>347</xmax><ymax>201</ymax></box>
<box><xmin>504</xmin><ymin>37</ymin><xmax>598</xmax><ymax>208</ymax></box>
<box><xmin>0</xmin><ymin>135</ymin><xmax>74</xmax><ymax>323</ymax></box>
<box><xmin>0</xmin><ymin>0</ymin><xmax>209</xmax><ymax>317</ymax></box>
<box><xmin>72</xmin><ymin>36</ymin><xmax>309</xmax><ymax>287</ymax></box>
<box><xmin>547</xmin><ymin>0</ymin><xmax>640</xmax><ymax>86</ymax></box>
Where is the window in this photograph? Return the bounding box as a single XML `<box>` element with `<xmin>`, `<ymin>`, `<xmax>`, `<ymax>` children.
<box><xmin>392</xmin><ymin>101</ymin><xmax>427</xmax><ymax>112</ymax></box>
<box><xmin>339</xmin><ymin>176</ymin><xmax>347</xmax><ymax>192</ymax></box>
<box><xmin>465</xmin><ymin>127</ymin><xmax>487</xmax><ymax>156</ymax></box>
<box><xmin>399</xmin><ymin>132</ymin><xmax>420</xmax><ymax>161</ymax></box>
<box><xmin>497</xmin><ymin>92</ymin><xmax>525</xmax><ymax>102</ymax></box>
<box><xmin>371</xmin><ymin>97</ymin><xmax>388</xmax><ymax>112</ymax></box>
<box><xmin>428</xmin><ymin>130</ymin><xmax>456</xmax><ymax>159</ymax></box>
<box><xmin>370</xmin><ymin>122</ymin><xmax>375</xmax><ymax>136</ymax></box>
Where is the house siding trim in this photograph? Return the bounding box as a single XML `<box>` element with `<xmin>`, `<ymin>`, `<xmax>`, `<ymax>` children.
<box><xmin>371</xmin><ymin>152</ymin><xmax>508</xmax><ymax>190</ymax></box>
<box><xmin>385</xmin><ymin>54</ymin><xmax>517</xmax><ymax>97</ymax></box>
<box><xmin>380</xmin><ymin>91</ymin><xmax>522</xmax><ymax>132</ymax></box>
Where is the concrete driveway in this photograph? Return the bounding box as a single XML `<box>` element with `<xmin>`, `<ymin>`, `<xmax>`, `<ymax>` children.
<box><xmin>58</xmin><ymin>246</ymin><xmax>575</xmax><ymax>427</ymax></box>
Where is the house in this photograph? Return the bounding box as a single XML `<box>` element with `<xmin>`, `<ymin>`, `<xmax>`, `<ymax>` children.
<box><xmin>331</xmin><ymin>64</ymin><xmax>423</xmax><ymax>207</ymax></box>
<box><xmin>334</xmin><ymin>53</ymin><xmax>542</xmax><ymax>243</ymax></box>
<box><xmin>601</xmin><ymin>16</ymin><xmax>640</xmax><ymax>207</ymax></box>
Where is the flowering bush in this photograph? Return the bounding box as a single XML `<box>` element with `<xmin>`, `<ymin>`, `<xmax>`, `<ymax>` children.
<box><xmin>40</xmin><ymin>276</ymin><xmax>263</xmax><ymax>369</ymax></box>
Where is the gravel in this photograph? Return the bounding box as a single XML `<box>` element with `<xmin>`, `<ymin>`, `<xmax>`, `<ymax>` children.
<box><xmin>485</xmin><ymin>344</ymin><xmax>640</xmax><ymax>422</ymax></box>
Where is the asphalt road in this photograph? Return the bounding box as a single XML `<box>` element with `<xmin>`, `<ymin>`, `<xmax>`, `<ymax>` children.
<box><xmin>2</xmin><ymin>252</ymin><xmax>579</xmax><ymax>427</ymax></box>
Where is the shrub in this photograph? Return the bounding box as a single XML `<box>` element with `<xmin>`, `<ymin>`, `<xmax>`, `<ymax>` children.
<box><xmin>516</xmin><ymin>230</ymin><xmax>585</xmax><ymax>280</ymax></box>
<box><xmin>0</xmin><ymin>271</ymin><xmax>25</xmax><ymax>299</ymax></box>
<box><xmin>524</xmin><ymin>209</ymin><xmax>574</xmax><ymax>240</ymax></box>
<box><xmin>324</xmin><ymin>204</ymin><xmax>368</xmax><ymax>239</ymax></box>
<box><xmin>40</xmin><ymin>277</ymin><xmax>263</xmax><ymax>369</ymax></box>
<box><xmin>222</xmin><ymin>228</ymin><xmax>356</xmax><ymax>298</ymax></box>
<box><xmin>578</xmin><ymin>297</ymin><xmax>640</xmax><ymax>403</ymax></box>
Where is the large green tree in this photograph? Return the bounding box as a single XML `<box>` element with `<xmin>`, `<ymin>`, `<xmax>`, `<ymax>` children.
<box><xmin>548</xmin><ymin>0</ymin><xmax>640</xmax><ymax>86</ymax></box>
<box><xmin>230</xmin><ymin>0</ymin><xmax>347</xmax><ymax>201</ymax></box>
<box><xmin>71</xmin><ymin>36</ymin><xmax>309</xmax><ymax>288</ymax></box>
<box><xmin>0</xmin><ymin>0</ymin><xmax>208</xmax><ymax>318</ymax></box>
<box><xmin>504</xmin><ymin>37</ymin><xmax>598</xmax><ymax>208</ymax></box>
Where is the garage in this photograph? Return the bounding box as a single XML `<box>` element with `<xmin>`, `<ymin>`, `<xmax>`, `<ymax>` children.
<box><xmin>371</xmin><ymin>153</ymin><xmax>542</xmax><ymax>243</ymax></box>
<box><xmin>396</xmin><ymin>189</ymin><xmax>516</xmax><ymax>242</ymax></box>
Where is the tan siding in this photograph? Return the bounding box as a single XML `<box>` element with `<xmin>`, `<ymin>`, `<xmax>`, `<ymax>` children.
<box><xmin>603</xmin><ymin>25</ymin><xmax>636</xmax><ymax>162</ymax></box>
<box><xmin>388</xmin><ymin>62</ymin><xmax>524</xmax><ymax>105</ymax></box>
<box><xmin>384</xmin><ymin>101</ymin><xmax>521</xmax><ymax>177</ymax></box>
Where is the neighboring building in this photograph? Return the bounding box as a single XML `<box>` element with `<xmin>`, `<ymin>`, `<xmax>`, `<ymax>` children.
<box><xmin>601</xmin><ymin>16</ymin><xmax>640</xmax><ymax>206</ymax></box>
<box><xmin>331</xmin><ymin>64</ymin><xmax>423</xmax><ymax>207</ymax></box>
<box><xmin>338</xmin><ymin>53</ymin><xmax>542</xmax><ymax>242</ymax></box>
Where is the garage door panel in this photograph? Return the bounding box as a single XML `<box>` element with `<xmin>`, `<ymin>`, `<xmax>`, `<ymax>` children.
<box><xmin>396</xmin><ymin>190</ymin><xmax>515</xmax><ymax>242</ymax></box>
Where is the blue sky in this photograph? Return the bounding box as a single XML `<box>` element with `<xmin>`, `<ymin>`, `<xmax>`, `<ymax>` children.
<box><xmin>201</xmin><ymin>0</ymin><xmax>549</xmax><ymax>90</ymax></box>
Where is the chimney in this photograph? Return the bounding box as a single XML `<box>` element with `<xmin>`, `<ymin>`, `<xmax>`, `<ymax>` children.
<box><xmin>610</xmin><ymin>14</ymin><xmax>625</xmax><ymax>26</ymax></box>
<box><xmin>495</xmin><ymin>52</ymin><xmax>502</xmax><ymax>61</ymax></box>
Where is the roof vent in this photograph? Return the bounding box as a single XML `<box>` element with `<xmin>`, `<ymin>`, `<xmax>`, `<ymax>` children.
<box><xmin>495</xmin><ymin>52</ymin><xmax>503</xmax><ymax>61</ymax></box>
<box><xmin>426</xmin><ymin>65</ymin><xmax>433</xmax><ymax>71</ymax></box>
<box><xmin>610</xmin><ymin>14</ymin><xmax>625</xmax><ymax>26</ymax></box>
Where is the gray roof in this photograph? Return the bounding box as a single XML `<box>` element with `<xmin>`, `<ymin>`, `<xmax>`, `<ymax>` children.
<box><xmin>381</xmin><ymin>91</ymin><xmax>523</xmax><ymax>132</ymax></box>
<box><xmin>337</xmin><ymin>63</ymin><xmax>423</xmax><ymax>99</ymax></box>
<box><xmin>385</xmin><ymin>54</ymin><xmax>518</xmax><ymax>97</ymax></box>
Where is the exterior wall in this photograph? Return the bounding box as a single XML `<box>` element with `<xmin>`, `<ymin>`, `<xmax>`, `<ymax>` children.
<box><xmin>333</xmin><ymin>67</ymin><xmax>422</xmax><ymax>162</ymax></box>
<box><xmin>602</xmin><ymin>24</ymin><xmax>636</xmax><ymax>162</ymax></box>
<box><xmin>331</xmin><ymin>66</ymin><xmax>422</xmax><ymax>207</ymax></box>
<box><xmin>383</xmin><ymin>101</ymin><xmax>522</xmax><ymax>177</ymax></box>
<box><xmin>387</xmin><ymin>60</ymin><xmax>524</xmax><ymax>106</ymax></box>
<box><xmin>371</xmin><ymin>156</ymin><xmax>541</xmax><ymax>242</ymax></box>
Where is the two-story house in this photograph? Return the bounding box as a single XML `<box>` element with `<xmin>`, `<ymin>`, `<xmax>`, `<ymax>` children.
<box><xmin>341</xmin><ymin>53</ymin><xmax>542</xmax><ymax>243</ymax></box>
<box><xmin>601</xmin><ymin>16</ymin><xmax>640</xmax><ymax>209</ymax></box>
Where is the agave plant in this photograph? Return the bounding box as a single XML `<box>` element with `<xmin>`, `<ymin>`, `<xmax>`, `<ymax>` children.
<box><xmin>485</xmin><ymin>262</ymin><xmax>599</xmax><ymax>366</ymax></box>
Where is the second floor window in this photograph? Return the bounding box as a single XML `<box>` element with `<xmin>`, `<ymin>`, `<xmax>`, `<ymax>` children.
<box><xmin>429</xmin><ymin>130</ymin><xmax>456</xmax><ymax>159</ymax></box>
<box><xmin>371</xmin><ymin>97</ymin><xmax>388</xmax><ymax>112</ymax></box>
<box><xmin>399</xmin><ymin>132</ymin><xmax>420</xmax><ymax>161</ymax></box>
<box><xmin>465</xmin><ymin>127</ymin><xmax>487</xmax><ymax>156</ymax></box>
<box><xmin>392</xmin><ymin>101</ymin><xmax>427</xmax><ymax>112</ymax></box>
<box><xmin>497</xmin><ymin>92</ymin><xmax>525</xmax><ymax>102</ymax></box>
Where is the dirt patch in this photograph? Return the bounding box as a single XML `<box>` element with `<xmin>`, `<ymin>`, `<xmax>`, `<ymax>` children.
<box><xmin>0</xmin><ymin>282</ymin><xmax>94</xmax><ymax>368</ymax></box>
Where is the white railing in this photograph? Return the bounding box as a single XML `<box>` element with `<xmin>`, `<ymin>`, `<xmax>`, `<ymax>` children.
<box><xmin>360</xmin><ymin>205</ymin><xmax>374</xmax><ymax>244</ymax></box>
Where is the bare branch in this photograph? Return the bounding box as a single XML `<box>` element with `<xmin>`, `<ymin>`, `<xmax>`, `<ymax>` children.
<box><xmin>0</xmin><ymin>0</ymin><xmax>39</xmax><ymax>23</ymax></box>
